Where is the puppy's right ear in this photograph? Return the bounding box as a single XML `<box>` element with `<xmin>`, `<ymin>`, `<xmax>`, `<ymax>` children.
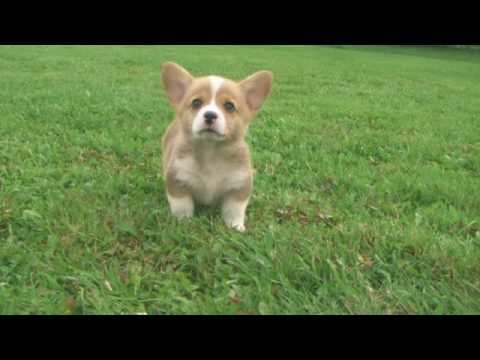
<box><xmin>161</xmin><ymin>62</ymin><xmax>193</xmax><ymax>108</ymax></box>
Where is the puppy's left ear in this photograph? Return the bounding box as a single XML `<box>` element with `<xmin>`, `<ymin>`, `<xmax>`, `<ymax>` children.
<box><xmin>239</xmin><ymin>71</ymin><xmax>273</xmax><ymax>112</ymax></box>
<box><xmin>161</xmin><ymin>62</ymin><xmax>194</xmax><ymax>109</ymax></box>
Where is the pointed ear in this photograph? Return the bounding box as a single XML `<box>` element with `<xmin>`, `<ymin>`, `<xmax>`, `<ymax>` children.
<box><xmin>161</xmin><ymin>62</ymin><xmax>194</xmax><ymax>108</ymax></box>
<box><xmin>239</xmin><ymin>71</ymin><xmax>273</xmax><ymax>112</ymax></box>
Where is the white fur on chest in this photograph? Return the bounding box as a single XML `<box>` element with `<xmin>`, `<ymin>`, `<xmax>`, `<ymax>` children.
<box><xmin>173</xmin><ymin>156</ymin><xmax>248</xmax><ymax>205</ymax></box>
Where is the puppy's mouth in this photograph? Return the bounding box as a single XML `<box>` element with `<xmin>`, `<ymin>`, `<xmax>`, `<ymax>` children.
<box><xmin>201</xmin><ymin>128</ymin><xmax>218</xmax><ymax>134</ymax></box>
<box><xmin>197</xmin><ymin>128</ymin><xmax>225</xmax><ymax>138</ymax></box>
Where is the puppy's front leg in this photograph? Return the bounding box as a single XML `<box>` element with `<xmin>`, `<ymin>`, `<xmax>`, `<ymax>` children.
<box><xmin>166</xmin><ymin>171</ymin><xmax>194</xmax><ymax>218</ymax></box>
<box><xmin>222</xmin><ymin>196</ymin><xmax>249</xmax><ymax>232</ymax></box>
<box><xmin>222</xmin><ymin>178</ymin><xmax>251</xmax><ymax>232</ymax></box>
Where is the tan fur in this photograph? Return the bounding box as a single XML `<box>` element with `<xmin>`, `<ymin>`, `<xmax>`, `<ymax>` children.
<box><xmin>161</xmin><ymin>62</ymin><xmax>273</xmax><ymax>231</ymax></box>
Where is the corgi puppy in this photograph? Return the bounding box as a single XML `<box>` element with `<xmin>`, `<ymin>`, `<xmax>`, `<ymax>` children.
<box><xmin>161</xmin><ymin>62</ymin><xmax>273</xmax><ymax>232</ymax></box>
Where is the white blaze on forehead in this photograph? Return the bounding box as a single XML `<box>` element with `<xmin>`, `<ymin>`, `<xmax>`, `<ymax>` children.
<box><xmin>209</xmin><ymin>76</ymin><xmax>225</xmax><ymax>102</ymax></box>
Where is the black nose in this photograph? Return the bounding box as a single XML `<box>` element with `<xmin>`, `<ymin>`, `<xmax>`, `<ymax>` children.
<box><xmin>204</xmin><ymin>111</ymin><xmax>218</xmax><ymax>125</ymax></box>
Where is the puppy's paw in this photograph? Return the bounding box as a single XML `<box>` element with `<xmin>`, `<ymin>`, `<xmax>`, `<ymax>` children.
<box><xmin>229</xmin><ymin>222</ymin><xmax>246</xmax><ymax>233</ymax></box>
<box><xmin>172</xmin><ymin>208</ymin><xmax>193</xmax><ymax>219</ymax></box>
<box><xmin>223</xmin><ymin>215</ymin><xmax>246</xmax><ymax>232</ymax></box>
<box><xmin>168</xmin><ymin>195</ymin><xmax>194</xmax><ymax>219</ymax></box>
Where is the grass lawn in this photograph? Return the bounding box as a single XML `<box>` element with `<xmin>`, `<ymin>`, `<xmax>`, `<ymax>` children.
<box><xmin>1</xmin><ymin>45</ymin><xmax>479</xmax><ymax>314</ymax></box>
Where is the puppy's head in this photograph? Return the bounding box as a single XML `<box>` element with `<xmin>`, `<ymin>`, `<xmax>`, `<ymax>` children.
<box><xmin>162</xmin><ymin>62</ymin><xmax>273</xmax><ymax>143</ymax></box>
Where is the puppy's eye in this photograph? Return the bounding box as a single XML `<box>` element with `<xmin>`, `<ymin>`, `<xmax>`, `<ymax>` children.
<box><xmin>224</xmin><ymin>101</ymin><xmax>236</xmax><ymax>113</ymax></box>
<box><xmin>192</xmin><ymin>99</ymin><xmax>203</xmax><ymax>109</ymax></box>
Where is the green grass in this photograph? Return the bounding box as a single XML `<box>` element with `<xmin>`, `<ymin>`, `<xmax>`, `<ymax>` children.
<box><xmin>1</xmin><ymin>45</ymin><xmax>480</xmax><ymax>315</ymax></box>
